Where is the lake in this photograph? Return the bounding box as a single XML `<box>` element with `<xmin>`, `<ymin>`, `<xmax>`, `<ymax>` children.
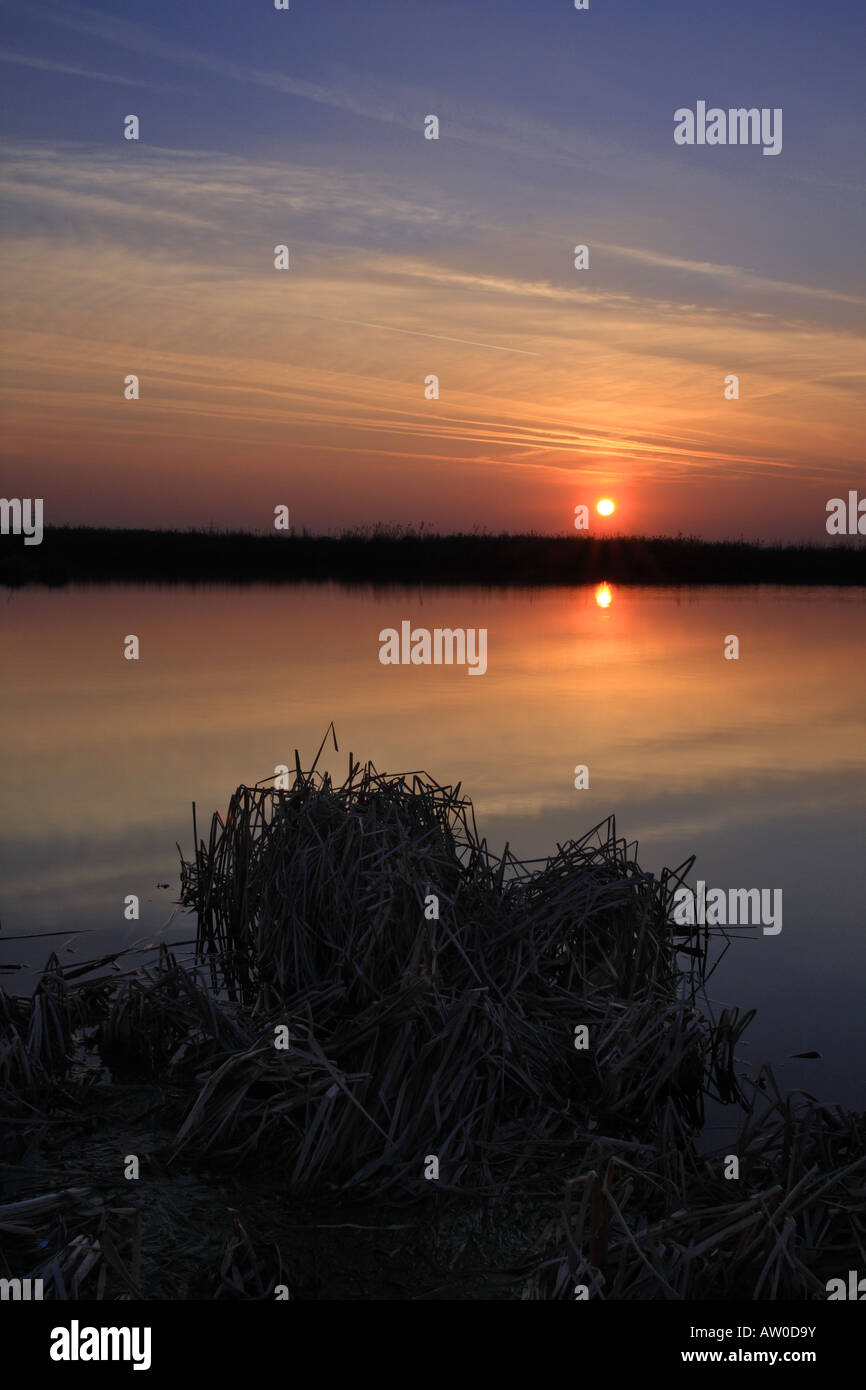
<box><xmin>2</xmin><ymin>581</ymin><xmax>864</xmax><ymax>1114</ymax></box>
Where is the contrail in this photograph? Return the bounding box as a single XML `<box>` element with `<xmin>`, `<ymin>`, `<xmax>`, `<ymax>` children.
<box><xmin>298</xmin><ymin>313</ymin><xmax>541</xmax><ymax>356</ymax></box>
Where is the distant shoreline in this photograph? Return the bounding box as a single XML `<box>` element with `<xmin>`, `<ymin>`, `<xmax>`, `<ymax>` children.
<box><xmin>3</xmin><ymin>526</ymin><xmax>865</xmax><ymax>587</ymax></box>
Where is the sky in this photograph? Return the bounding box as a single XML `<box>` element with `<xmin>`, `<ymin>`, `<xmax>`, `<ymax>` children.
<box><xmin>0</xmin><ymin>0</ymin><xmax>864</xmax><ymax>540</ymax></box>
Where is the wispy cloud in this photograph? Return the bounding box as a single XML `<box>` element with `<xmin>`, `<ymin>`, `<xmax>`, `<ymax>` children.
<box><xmin>604</xmin><ymin>242</ymin><xmax>866</xmax><ymax>307</ymax></box>
<box><xmin>27</xmin><ymin>3</ymin><xmax>414</xmax><ymax>128</ymax></box>
<box><xmin>25</xmin><ymin>2</ymin><xmax>634</xmax><ymax>171</ymax></box>
<box><xmin>298</xmin><ymin>314</ymin><xmax>540</xmax><ymax>356</ymax></box>
<box><xmin>0</xmin><ymin>141</ymin><xmax>472</xmax><ymax>240</ymax></box>
<box><xmin>2</xmin><ymin>120</ymin><xmax>863</xmax><ymax>526</ymax></box>
<box><xmin>0</xmin><ymin>44</ymin><xmax>180</xmax><ymax>90</ymax></box>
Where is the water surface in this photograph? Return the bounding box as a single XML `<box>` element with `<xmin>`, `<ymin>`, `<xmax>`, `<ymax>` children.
<box><xmin>2</xmin><ymin>582</ymin><xmax>864</xmax><ymax>1110</ymax></box>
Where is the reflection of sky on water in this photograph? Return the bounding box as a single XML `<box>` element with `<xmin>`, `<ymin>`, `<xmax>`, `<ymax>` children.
<box><xmin>1</xmin><ymin>582</ymin><xmax>864</xmax><ymax>1110</ymax></box>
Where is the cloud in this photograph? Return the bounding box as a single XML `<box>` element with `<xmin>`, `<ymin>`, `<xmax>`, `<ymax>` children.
<box><xmin>0</xmin><ymin>141</ymin><xmax>471</xmax><ymax>242</ymax></box>
<box><xmin>603</xmin><ymin>242</ymin><xmax>866</xmax><ymax>307</ymax></box>
<box><xmin>0</xmin><ymin>45</ymin><xmax>181</xmax><ymax>89</ymax></box>
<box><xmin>300</xmin><ymin>314</ymin><xmax>540</xmax><ymax>356</ymax></box>
<box><xmin>26</xmin><ymin>3</ymin><xmax>414</xmax><ymax>129</ymax></box>
<box><xmin>25</xmin><ymin>3</ymin><xmax>636</xmax><ymax>171</ymax></box>
<box><xmin>2</xmin><ymin>133</ymin><xmax>863</xmax><ymax>509</ymax></box>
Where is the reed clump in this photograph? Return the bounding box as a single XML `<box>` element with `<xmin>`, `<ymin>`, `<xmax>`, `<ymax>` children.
<box><xmin>2</xmin><ymin>755</ymin><xmax>864</xmax><ymax>1299</ymax></box>
<box><xmin>174</xmin><ymin>758</ymin><xmax>715</xmax><ymax>1190</ymax></box>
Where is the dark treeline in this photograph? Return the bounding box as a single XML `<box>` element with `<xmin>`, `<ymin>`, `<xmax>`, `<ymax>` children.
<box><xmin>3</xmin><ymin>525</ymin><xmax>865</xmax><ymax>587</ymax></box>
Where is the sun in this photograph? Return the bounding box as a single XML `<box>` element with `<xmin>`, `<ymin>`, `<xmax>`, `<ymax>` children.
<box><xmin>595</xmin><ymin>582</ymin><xmax>612</xmax><ymax>608</ymax></box>
<box><xmin>597</xmin><ymin>498</ymin><xmax>615</xmax><ymax>516</ymax></box>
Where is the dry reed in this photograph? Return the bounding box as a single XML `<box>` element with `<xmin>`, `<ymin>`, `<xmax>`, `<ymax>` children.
<box><xmin>2</xmin><ymin>754</ymin><xmax>862</xmax><ymax>1299</ymax></box>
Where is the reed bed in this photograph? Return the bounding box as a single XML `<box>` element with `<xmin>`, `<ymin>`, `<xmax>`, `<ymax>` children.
<box><xmin>1</xmin><ymin>755</ymin><xmax>863</xmax><ymax>1299</ymax></box>
<box><xmin>523</xmin><ymin>1075</ymin><xmax>866</xmax><ymax>1300</ymax></box>
<box><xmin>0</xmin><ymin>954</ymin><xmax>76</xmax><ymax>1111</ymax></box>
<box><xmin>174</xmin><ymin>758</ymin><xmax>715</xmax><ymax>1192</ymax></box>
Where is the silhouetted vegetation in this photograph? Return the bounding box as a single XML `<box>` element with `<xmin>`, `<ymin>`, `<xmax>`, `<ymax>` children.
<box><xmin>3</xmin><ymin>525</ymin><xmax>864</xmax><ymax>587</ymax></box>
<box><xmin>3</xmin><ymin>753</ymin><xmax>864</xmax><ymax>1299</ymax></box>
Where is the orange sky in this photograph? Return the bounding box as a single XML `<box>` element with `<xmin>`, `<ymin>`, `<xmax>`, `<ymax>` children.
<box><xmin>1</xmin><ymin>5</ymin><xmax>865</xmax><ymax>541</ymax></box>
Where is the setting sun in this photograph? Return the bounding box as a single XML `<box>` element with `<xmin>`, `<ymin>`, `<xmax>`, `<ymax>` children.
<box><xmin>595</xmin><ymin>582</ymin><xmax>613</xmax><ymax>608</ymax></box>
<box><xmin>597</xmin><ymin>499</ymin><xmax>615</xmax><ymax>516</ymax></box>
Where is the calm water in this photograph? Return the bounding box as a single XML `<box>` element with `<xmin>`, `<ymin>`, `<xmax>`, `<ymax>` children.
<box><xmin>2</xmin><ymin>582</ymin><xmax>865</xmax><ymax>1112</ymax></box>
